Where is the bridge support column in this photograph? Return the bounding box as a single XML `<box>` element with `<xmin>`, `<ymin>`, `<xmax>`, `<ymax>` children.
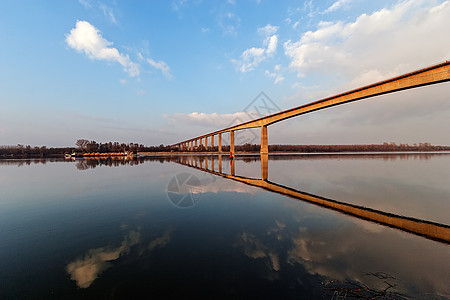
<box><xmin>230</xmin><ymin>131</ymin><xmax>235</xmax><ymax>156</ymax></box>
<box><xmin>261</xmin><ymin>153</ymin><xmax>268</xmax><ymax>181</ymax></box>
<box><xmin>218</xmin><ymin>133</ymin><xmax>222</xmax><ymax>153</ymax></box>
<box><xmin>211</xmin><ymin>135</ymin><xmax>214</xmax><ymax>152</ymax></box>
<box><xmin>205</xmin><ymin>137</ymin><xmax>208</xmax><ymax>151</ymax></box>
<box><xmin>261</xmin><ymin>125</ymin><xmax>268</xmax><ymax>154</ymax></box>
<box><xmin>195</xmin><ymin>139</ymin><xmax>198</xmax><ymax>149</ymax></box>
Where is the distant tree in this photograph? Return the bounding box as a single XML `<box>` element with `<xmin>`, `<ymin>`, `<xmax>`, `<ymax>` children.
<box><xmin>86</xmin><ymin>140</ymin><xmax>99</xmax><ymax>152</ymax></box>
<box><xmin>76</xmin><ymin>139</ymin><xmax>89</xmax><ymax>152</ymax></box>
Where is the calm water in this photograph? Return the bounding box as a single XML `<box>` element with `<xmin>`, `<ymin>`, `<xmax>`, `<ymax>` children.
<box><xmin>0</xmin><ymin>154</ymin><xmax>449</xmax><ymax>299</ymax></box>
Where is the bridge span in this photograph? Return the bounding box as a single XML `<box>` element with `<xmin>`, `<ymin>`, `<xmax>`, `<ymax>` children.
<box><xmin>172</xmin><ymin>61</ymin><xmax>450</xmax><ymax>155</ymax></box>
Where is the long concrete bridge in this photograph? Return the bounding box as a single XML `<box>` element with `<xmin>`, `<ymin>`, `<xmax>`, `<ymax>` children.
<box><xmin>176</xmin><ymin>154</ymin><xmax>450</xmax><ymax>244</ymax></box>
<box><xmin>172</xmin><ymin>61</ymin><xmax>450</xmax><ymax>154</ymax></box>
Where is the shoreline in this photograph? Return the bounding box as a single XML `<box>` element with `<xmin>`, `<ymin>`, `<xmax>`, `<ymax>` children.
<box><xmin>2</xmin><ymin>150</ymin><xmax>450</xmax><ymax>160</ymax></box>
<box><xmin>138</xmin><ymin>150</ymin><xmax>450</xmax><ymax>156</ymax></box>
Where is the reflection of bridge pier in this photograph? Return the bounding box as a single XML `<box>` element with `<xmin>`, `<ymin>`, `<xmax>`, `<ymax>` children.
<box><xmin>230</xmin><ymin>157</ymin><xmax>235</xmax><ymax>176</ymax></box>
<box><xmin>261</xmin><ymin>153</ymin><xmax>268</xmax><ymax>181</ymax></box>
<box><xmin>176</xmin><ymin>155</ymin><xmax>450</xmax><ymax>244</ymax></box>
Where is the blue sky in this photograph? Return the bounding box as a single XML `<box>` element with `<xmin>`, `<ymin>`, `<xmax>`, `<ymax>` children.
<box><xmin>0</xmin><ymin>0</ymin><xmax>449</xmax><ymax>147</ymax></box>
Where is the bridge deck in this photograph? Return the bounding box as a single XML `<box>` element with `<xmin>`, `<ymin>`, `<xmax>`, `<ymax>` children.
<box><xmin>174</xmin><ymin>61</ymin><xmax>450</xmax><ymax>147</ymax></box>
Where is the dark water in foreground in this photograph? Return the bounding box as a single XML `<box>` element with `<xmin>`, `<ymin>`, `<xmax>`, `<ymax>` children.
<box><xmin>0</xmin><ymin>154</ymin><xmax>449</xmax><ymax>299</ymax></box>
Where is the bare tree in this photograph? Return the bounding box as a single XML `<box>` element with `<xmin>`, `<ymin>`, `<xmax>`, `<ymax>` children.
<box><xmin>76</xmin><ymin>139</ymin><xmax>89</xmax><ymax>152</ymax></box>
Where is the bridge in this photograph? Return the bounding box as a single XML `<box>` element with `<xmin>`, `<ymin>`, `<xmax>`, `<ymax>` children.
<box><xmin>175</xmin><ymin>154</ymin><xmax>450</xmax><ymax>244</ymax></box>
<box><xmin>171</xmin><ymin>61</ymin><xmax>450</xmax><ymax>155</ymax></box>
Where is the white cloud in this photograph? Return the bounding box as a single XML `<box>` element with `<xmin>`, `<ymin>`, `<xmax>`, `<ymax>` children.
<box><xmin>324</xmin><ymin>0</ymin><xmax>351</xmax><ymax>13</ymax></box>
<box><xmin>257</xmin><ymin>24</ymin><xmax>279</xmax><ymax>36</ymax></box>
<box><xmin>66</xmin><ymin>20</ymin><xmax>139</xmax><ymax>77</ymax></box>
<box><xmin>266</xmin><ymin>34</ymin><xmax>278</xmax><ymax>56</ymax></box>
<box><xmin>99</xmin><ymin>3</ymin><xmax>117</xmax><ymax>24</ymax></box>
<box><xmin>232</xmin><ymin>24</ymin><xmax>279</xmax><ymax>73</ymax></box>
<box><xmin>217</xmin><ymin>11</ymin><xmax>241</xmax><ymax>35</ymax></box>
<box><xmin>78</xmin><ymin>0</ymin><xmax>92</xmax><ymax>9</ymax></box>
<box><xmin>172</xmin><ymin>0</ymin><xmax>187</xmax><ymax>12</ymax></box>
<box><xmin>265</xmin><ymin>64</ymin><xmax>284</xmax><ymax>84</ymax></box>
<box><xmin>284</xmin><ymin>0</ymin><xmax>450</xmax><ymax>86</ymax></box>
<box><xmin>147</xmin><ymin>58</ymin><xmax>173</xmax><ymax>79</ymax></box>
<box><xmin>232</xmin><ymin>47</ymin><xmax>266</xmax><ymax>73</ymax></box>
<box><xmin>165</xmin><ymin>111</ymin><xmax>251</xmax><ymax>128</ymax></box>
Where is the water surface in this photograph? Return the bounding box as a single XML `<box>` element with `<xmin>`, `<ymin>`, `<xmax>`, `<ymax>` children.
<box><xmin>0</xmin><ymin>154</ymin><xmax>449</xmax><ymax>299</ymax></box>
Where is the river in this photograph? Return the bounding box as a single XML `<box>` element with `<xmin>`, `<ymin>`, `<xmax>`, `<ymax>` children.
<box><xmin>0</xmin><ymin>153</ymin><xmax>449</xmax><ymax>299</ymax></box>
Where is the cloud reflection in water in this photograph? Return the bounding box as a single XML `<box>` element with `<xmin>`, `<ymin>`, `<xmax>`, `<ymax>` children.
<box><xmin>66</xmin><ymin>231</ymin><xmax>141</xmax><ymax>288</ymax></box>
<box><xmin>66</xmin><ymin>228</ymin><xmax>175</xmax><ymax>288</ymax></box>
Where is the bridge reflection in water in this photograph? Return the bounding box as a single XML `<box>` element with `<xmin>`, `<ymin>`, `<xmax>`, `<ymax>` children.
<box><xmin>176</xmin><ymin>154</ymin><xmax>450</xmax><ymax>244</ymax></box>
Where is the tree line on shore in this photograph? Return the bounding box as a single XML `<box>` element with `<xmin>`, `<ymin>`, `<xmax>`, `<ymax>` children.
<box><xmin>1</xmin><ymin>140</ymin><xmax>449</xmax><ymax>158</ymax></box>
<box><xmin>0</xmin><ymin>139</ymin><xmax>170</xmax><ymax>158</ymax></box>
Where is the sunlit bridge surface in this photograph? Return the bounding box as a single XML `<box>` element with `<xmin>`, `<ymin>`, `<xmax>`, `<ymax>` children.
<box><xmin>0</xmin><ymin>155</ymin><xmax>449</xmax><ymax>298</ymax></box>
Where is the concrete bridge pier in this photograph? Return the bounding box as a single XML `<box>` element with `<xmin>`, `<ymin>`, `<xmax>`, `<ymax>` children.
<box><xmin>230</xmin><ymin>131</ymin><xmax>235</xmax><ymax>156</ymax></box>
<box><xmin>261</xmin><ymin>125</ymin><xmax>268</xmax><ymax>154</ymax></box>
